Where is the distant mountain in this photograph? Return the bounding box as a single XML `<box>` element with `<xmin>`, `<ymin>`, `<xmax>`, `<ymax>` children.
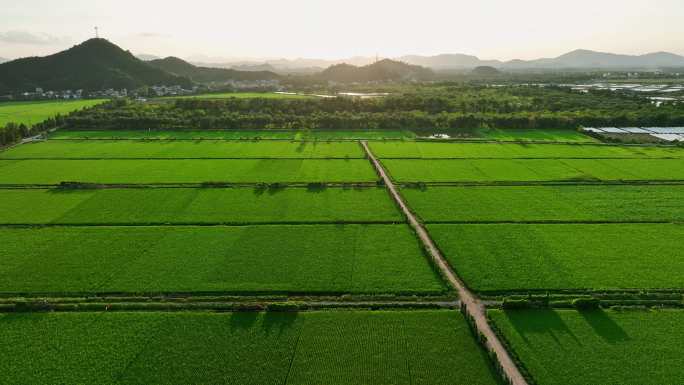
<box><xmin>189</xmin><ymin>56</ymin><xmax>376</xmax><ymax>74</ymax></box>
<box><xmin>319</xmin><ymin>59</ymin><xmax>434</xmax><ymax>82</ymax></box>
<box><xmin>0</xmin><ymin>57</ymin><xmax>8</xmax><ymax>64</ymax></box>
<box><xmin>506</xmin><ymin>49</ymin><xmax>684</xmax><ymax>69</ymax></box>
<box><xmin>399</xmin><ymin>54</ymin><xmax>502</xmax><ymax>69</ymax></box>
<box><xmin>229</xmin><ymin>63</ymin><xmax>278</xmax><ymax>72</ymax></box>
<box><xmin>136</xmin><ymin>53</ymin><xmax>161</xmax><ymax>61</ymax></box>
<box><xmin>148</xmin><ymin>57</ymin><xmax>280</xmax><ymax>83</ymax></box>
<box><xmin>272</xmin><ymin>56</ymin><xmax>374</xmax><ymax>69</ymax></box>
<box><xmin>399</xmin><ymin>50</ymin><xmax>684</xmax><ymax>70</ymax></box>
<box><xmin>194</xmin><ymin>49</ymin><xmax>684</xmax><ymax>73</ymax></box>
<box><xmin>0</xmin><ymin>39</ymin><xmax>192</xmax><ymax>93</ymax></box>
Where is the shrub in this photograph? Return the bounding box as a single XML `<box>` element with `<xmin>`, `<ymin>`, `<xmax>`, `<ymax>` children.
<box><xmin>201</xmin><ymin>181</ymin><xmax>232</xmax><ymax>188</ymax></box>
<box><xmin>307</xmin><ymin>182</ymin><xmax>327</xmax><ymax>192</ymax></box>
<box><xmin>265</xmin><ymin>302</ymin><xmax>301</xmax><ymax>312</ymax></box>
<box><xmin>58</xmin><ymin>181</ymin><xmax>101</xmax><ymax>189</ymax></box>
<box><xmin>572</xmin><ymin>297</ymin><xmax>601</xmax><ymax>310</ymax></box>
<box><xmin>502</xmin><ymin>299</ymin><xmax>532</xmax><ymax>310</ymax></box>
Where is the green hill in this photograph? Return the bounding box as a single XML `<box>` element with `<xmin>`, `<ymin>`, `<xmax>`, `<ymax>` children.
<box><xmin>319</xmin><ymin>59</ymin><xmax>434</xmax><ymax>83</ymax></box>
<box><xmin>148</xmin><ymin>57</ymin><xmax>280</xmax><ymax>83</ymax></box>
<box><xmin>0</xmin><ymin>39</ymin><xmax>192</xmax><ymax>93</ymax></box>
<box><xmin>470</xmin><ymin>66</ymin><xmax>501</xmax><ymax>76</ymax></box>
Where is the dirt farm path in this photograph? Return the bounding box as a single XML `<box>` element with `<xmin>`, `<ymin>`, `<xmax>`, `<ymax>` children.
<box><xmin>361</xmin><ymin>141</ymin><xmax>528</xmax><ymax>385</ymax></box>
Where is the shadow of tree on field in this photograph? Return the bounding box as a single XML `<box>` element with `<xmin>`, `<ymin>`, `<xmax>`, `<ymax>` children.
<box><xmin>506</xmin><ymin>309</ymin><xmax>581</xmax><ymax>347</ymax></box>
<box><xmin>578</xmin><ymin>309</ymin><xmax>630</xmax><ymax>344</ymax></box>
<box><xmin>263</xmin><ymin>311</ymin><xmax>300</xmax><ymax>337</ymax></box>
<box><xmin>229</xmin><ymin>312</ymin><xmax>259</xmax><ymax>330</ymax></box>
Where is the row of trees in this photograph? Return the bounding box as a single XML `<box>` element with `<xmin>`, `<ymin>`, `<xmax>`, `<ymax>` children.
<box><xmin>63</xmin><ymin>92</ymin><xmax>684</xmax><ymax>132</ymax></box>
<box><xmin>0</xmin><ymin>116</ymin><xmax>64</xmax><ymax>146</ymax></box>
<box><xmin>166</xmin><ymin>86</ymin><xmax>666</xmax><ymax>115</ymax></box>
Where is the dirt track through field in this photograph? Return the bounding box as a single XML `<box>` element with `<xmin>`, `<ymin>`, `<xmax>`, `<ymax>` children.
<box><xmin>361</xmin><ymin>141</ymin><xmax>528</xmax><ymax>385</ymax></box>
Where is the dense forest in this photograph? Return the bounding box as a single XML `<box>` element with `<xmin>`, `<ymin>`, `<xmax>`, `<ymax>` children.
<box><xmin>4</xmin><ymin>84</ymin><xmax>683</xmax><ymax>146</ymax></box>
<box><xmin>63</xmin><ymin>85</ymin><xmax>684</xmax><ymax>131</ymax></box>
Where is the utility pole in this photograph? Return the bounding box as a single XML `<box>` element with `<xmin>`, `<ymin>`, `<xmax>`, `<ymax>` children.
<box><xmin>95</xmin><ymin>26</ymin><xmax>99</xmax><ymax>38</ymax></box>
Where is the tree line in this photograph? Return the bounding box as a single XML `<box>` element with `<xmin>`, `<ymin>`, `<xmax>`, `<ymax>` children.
<box><xmin>63</xmin><ymin>86</ymin><xmax>684</xmax><ymax>131</ymax></box>
<box><xmin>0</xmin><ymin>116</ymin><xmax>64</xmax><ymax>146</ymax></box>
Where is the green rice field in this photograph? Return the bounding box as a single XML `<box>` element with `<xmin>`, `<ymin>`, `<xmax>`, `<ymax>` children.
<box><xmin>0</xmin><ymin>158</ymin><xmax>377</xmax><ymax>184</ymax></box>
<box><xmin>4</xmin><ymin>127</ymin><xmax>682</xmax><ymax>384</ymax></box>
<box><xmin>0</xmin><ymin>140</ymin><xmax>365</xmax><ymax>159</ymax></box>
<box><xmin>370</xmin><ymin>141</ymin><xmax>684</xmax><ymax>159</ymax></box>
<box><xmin>0</xmin><ymin>187</ymin><xmax>402</xmax><ymax>224</ymax></box>
<box><xmin>428</xmin><ymin>223</ymin><xmax>684</xmax><ymax>292</ymax></box>
<box><xmin>475</xmin><ymin>128</ymin><xmax>597</xmax><ymax>142</ymax></box>
<box><xmin>0</xmin><ymin>310</ymin><xmax>500</xmax><ymax>385</ymax></box>
<box><xmin>0</xmin><ymin>100</ymin><xmax>106</xmax><ymax>127</ymax></box>
<box><xmin>49</xmin><ymin>129</ymin><xmax>416</xmax><ymax>140</ymax></box>
<box><xmin>382</xmin><ymin>158</ymin><xmax>684</xmax><ymax>182</ymax></box>
<box><xmin>0</xmin><ymin>224</ymin><xmax>444</xmax><ymax>294</ymax></box>
<box><xmin>401</xmin><ymin>185</ymin><xmax>684</xmax><ymax>222</ymax></box>
<box><xmin>489</xmin><ymin>309</ymin><xmax>684</xmax><ymax>385</ymax></box>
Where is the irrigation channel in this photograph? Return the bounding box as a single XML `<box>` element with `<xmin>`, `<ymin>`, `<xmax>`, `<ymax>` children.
<box><xmin>361</xmin><ymin>141</ymin><xmax>529</xmax><ymax>385</ymax></box>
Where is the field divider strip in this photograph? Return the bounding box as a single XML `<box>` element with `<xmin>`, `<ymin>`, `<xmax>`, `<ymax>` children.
<box><xmin>0</xmin><ymin>221</ymin><xmax>406</xmax><ymax>228</ymax></box>
<box><xmin>477</xmin><ymin>287</ymin><xmax>684</xmax><ymax>297</ymax></box>
<box><xmin>411</xmin><ymin>138</ymin><xmax>682</xmax><ymax>147</ymax></box>
<box><xmin>0</xmin><ymin>298</ymin><xmax>461</xmax><ymax>312</ymax></box>
<box><xmin>395</xmin><ymin>180</ymin><xmax>684</xmax><ymax>186</ymax></box>
<box><xmin>376</xmin><ymin>156</ymin><xmax>684</xmax><ymax>160</ymax></box>
<box><xmin>421</xmin><ymin>220</ymin><xmax>677</xmax><ymax>225</ymax></box>
<box><xmin>6</xmin><ymin>180</ymin><xmax>682</xmax><ymax>189</ymax></box>
<box><xmin>361</xmin><ymin>140</ymin><xmax>529</xmax><ymax>385</ymax></box>
<box><xmin>46</xmin><ymin>137</ymin><xmax>408</xmax><ymax>142</ymax></box>
<box><xmin>0</xmin><ymin>157</ymin><xmax>367</xmax><ymax>160</ymax></box>
<box><xmin>0</xmin><ymin>182</ymin><xmax>381</xmax><ymax>189</ymax></box>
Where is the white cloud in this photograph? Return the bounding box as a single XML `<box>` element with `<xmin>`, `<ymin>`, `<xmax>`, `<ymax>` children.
<box><xmin>134</xmin><ymin>32</ymin><xmax>171</xmax><ymax>39</ymax></box>
<box><xmin>0</xmin><ymin>30</ymin><xmax>70</xmax><ymax>46</ymax></box>
<box><xmin>1</xmin><ymin>1</ymin><xmax>683</xmax><ymax>59</ymax></box>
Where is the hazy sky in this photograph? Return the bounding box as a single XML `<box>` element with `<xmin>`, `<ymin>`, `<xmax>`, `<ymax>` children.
<box><xmin>1</xmin><ymin>0</ymin><xmax>683</xmax><ymax>61</ymax></box>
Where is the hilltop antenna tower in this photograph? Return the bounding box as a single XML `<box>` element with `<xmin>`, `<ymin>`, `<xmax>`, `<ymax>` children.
<box><xmin>95</xmin><ymin>26</ymin><xmax>99</xmax><ymax>38</ymax></box>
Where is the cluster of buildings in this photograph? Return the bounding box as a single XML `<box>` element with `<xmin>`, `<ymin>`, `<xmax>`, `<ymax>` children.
<box><xmin>19</xmin><ymin>88</ymin><xmax>84</xmax><ymax>100</ymax></box>
<box><xmin>4</xmin><ymin>84</ymin><xmax>199</xmax><ymax>101</ymax></box>
<box><xmin>4</xmin><ymin>80</ymin><xmax>281</xmax><ymax>101</ymax></box>
<box><xmin>221</xmin><ymin>79</ymin><xmax>281</xmax><ymax>89</ymax></box>
<box><xmin>148</xmin><ymin>85</ymin><xmax>197</xmax><ymax>97</ymax></box>
<box><xmin>9</xmin><ymin>87</ymin><xmax>127</xmax><ymax>100</ymax></box>
<box><xmin>89</xmin><ymin>88</ymin><xmax>128</xmax><ymax>98</ymax></box>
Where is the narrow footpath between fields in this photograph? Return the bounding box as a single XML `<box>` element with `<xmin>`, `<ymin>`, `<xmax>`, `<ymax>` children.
<box><xmin>361</xmin><ymin>141</ymin><xmax>529</xmax><ymax>385</ymax></box>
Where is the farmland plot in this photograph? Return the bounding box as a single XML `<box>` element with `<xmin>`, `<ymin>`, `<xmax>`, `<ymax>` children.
<box><xmin>428</xmin><ymin>223</ymin><xmax>684</xmax><ymax>292</ymax></box>
<box><xmin>0</xmin><ymin>100</ymin><xmax>106</xmax><ymax>127</ymax></box>
<box><xmin>489</xmin><ymin>309</ymin><xmax>684</xmax><ymax>385</ymax></box>
<box><xmin>370</xmin><ymin>141</ymin><xmax>684</xmax><ymax>159</ymax></box>
<box><xmin>401</xmin><ymin>185</ymin><xmax>684</xmax><ymax>222</ymax></box>
<box><xmin>0</xmin><ymin>311</ymin><xmax>500</xmax><ymax>385</ymax></box>
<box><xmin>0</xmin><ymin>159</ymin><xmax>377</xmax><ymax>184</ymax></box>
<box><xmin>0</xmin><ymin>140</ymin><xmax>365</xmax><ymax>159</ymax></box>
<box><xmin>48</xmin><ymin>129</ymin><xmax>416</xmax><ymax>140</ymax></box>
<box><xmin>382</xmin><ymin>158</ymin><xmax>684</xmax><ymax>183</ymax></box>
<box><xmin>0</xmin><ymin>225</ymin><xmax>444</xmax><ymax>295</ymax></box>
<box><xmin>474</xmin><ymin>128</ymin><xmax>597</xmax><ymax>142</ymax></box>
<box><xmin>0</xmin><ymin>187</ymin><xmax>402</xmax><ymax>224</ymax></box>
